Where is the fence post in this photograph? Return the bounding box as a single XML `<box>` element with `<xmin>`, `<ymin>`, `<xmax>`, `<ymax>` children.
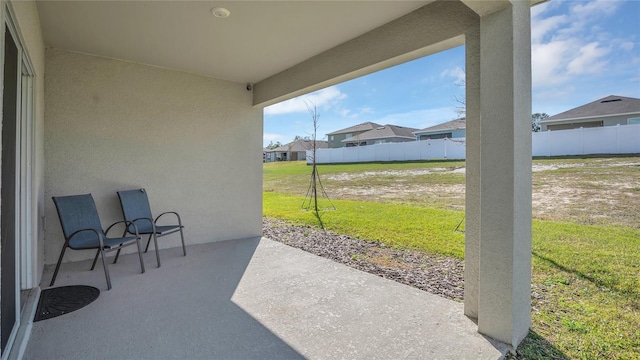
<box><xmin>403</xmin><ymin>142</ymin><xmax>406</xmax><ymax>161</ymax></box>
<box><xmin>616</xmin><ymin>124</ymin><xmax>620</xmax><ymax>154</ymax></box>
<box><xmin>444</xmin><ymin>139</ymin><xmax>448</xmax><ymax>159</ymax></box>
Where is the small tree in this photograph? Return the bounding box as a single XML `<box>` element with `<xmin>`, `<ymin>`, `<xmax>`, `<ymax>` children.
<box><xmin>532</xmin><ymin>113</ymin><xmax>549</xmax><ymax>132</ymax></box>
<box><xmin>302</xmin><ymin>102</ymin><xmax>334</xmax><ymax>227</ymax></box>
<box><xmin>266</xmin><ymin>140</ymin><xmax>282</xmax><ymax>149</ymax></box>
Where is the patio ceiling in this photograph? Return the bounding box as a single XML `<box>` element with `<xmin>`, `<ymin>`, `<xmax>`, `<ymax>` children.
<box><xmin>35</xmin><ymin>0</ymin><xmax>434</xmax><ymax>84</ymax></box>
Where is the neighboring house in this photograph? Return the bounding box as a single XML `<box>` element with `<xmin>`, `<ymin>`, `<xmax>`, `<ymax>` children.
<box><xmin>540</xmin><ymin>95</ymin><xmax>640</xmax><ymax>131</ymax></box>
<box><xmin>413</xmin><ymin>117</ymin><xmax>466</xmax><ymax>140</ymax></box>
<box><xmin>265</xmin><ymin>139</ymin><xmax>328</xmax><ymax>161</ymax></box>
<box><xmin>341</xmin><ymin>124</ymin><xmax>418</xmax><ymax>146</ymax></box>
<box><xmin>326</xmin><ymin>122</ymin><xmax>381</xmax><ymax>148</ymax></box>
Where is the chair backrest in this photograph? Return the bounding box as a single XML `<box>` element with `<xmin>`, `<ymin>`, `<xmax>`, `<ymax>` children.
<box><xmin>117</xmin><ymin>189</ymin><xmax>154</xmax><ymax>233</ymax></box>
<box><xmin>52</xmin><ymin>194</ymin><xmax>104</xmax><ymax>244</ymax></box>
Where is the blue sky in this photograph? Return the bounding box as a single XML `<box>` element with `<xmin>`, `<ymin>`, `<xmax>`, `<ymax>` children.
<box><xmin>263</xmin><ymin>0</ymin><xmax>640</xmax><ymax>147</ymax></box>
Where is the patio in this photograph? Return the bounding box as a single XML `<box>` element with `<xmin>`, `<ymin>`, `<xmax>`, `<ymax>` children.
<box><xmin>24</xmin><ymin>238</ymin><xmax>508</xmax><ymax>359</ymax></box>
<box><xmin>1</xmin><ymin>1</ymin><xmax>539</xmax><ymax>355</ymax></box>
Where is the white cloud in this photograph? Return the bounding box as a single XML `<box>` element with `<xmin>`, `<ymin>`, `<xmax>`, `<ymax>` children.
<box><xmin>532</xmin><ymin>40</ymin><xmax>573</xmax><ymax>87</ymax></box>
<box><xmin>263</xmin><ymin>132</ymin><xmax>285</xmax><ymax>144</ymax></box>
<box><xmin>531</xmin><ymin>14</ymin><xmax>568</xmax><ymax>43</ymax></box>
<box><xmin>567</xmin><ymin>42</ymin><xmax>611</xmax><ymax>75</ymax></box>
<box><xmin>531</xmin><ymin>0</ymin><xmax>628</xmax><ymax>90</ymax></box>
<box><xmin>338</xmin><ymin>106</ymin><xmax>374</xmax><ymax>119</ymax></box>
<box><xmin>620</xmin><ymin>42</ymin><xmax>634</xmax><ymax>51</ymax></box>
<box><xmin>552</xmin><ymin>0</ymin><xmax>621</xmax><ymax>39</ymax></box>
<box><xmin>571</xmin><ymin>0</ymin><xmax>620</xmax><ymax>17</ymax></box>
<box><xmin>264</xmin><ymin>86</ymin><xmax>346</xmax><ymax>116</ymax></box>
<box><xmin>339</xmin><ymin>109</ymin><xmax>351</xmax><ymax>118</ymax></box>
<box><xmin>531</xmin><ymin>1</ymin><xmax>562</xmax><ymax>18</ymax></box>
<box><xmin>440</xmin><ymin>66</ymin><xmax>465</xmax><ymax>83</ymax></box>
<box><xmin>359</xmin><ymin>106</ymin><xmax>374</xmax><ymax>116</ymax></box>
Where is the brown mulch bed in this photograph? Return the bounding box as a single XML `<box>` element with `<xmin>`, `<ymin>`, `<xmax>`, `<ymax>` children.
<box><xmin>262</xmin><ymin>217</ymin><xmax>464</xmax><ymax>301</ymax></box>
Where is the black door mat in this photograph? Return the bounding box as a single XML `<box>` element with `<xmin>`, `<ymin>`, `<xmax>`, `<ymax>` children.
<box><xmin>34</xmin><ymin>285</ymin><xmax>100</xmax><ymax>322</ymax></box>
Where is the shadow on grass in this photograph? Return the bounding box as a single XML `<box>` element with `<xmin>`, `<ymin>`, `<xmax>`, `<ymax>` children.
<box><xmin>508</xmin><ymin>330</ymin><xmax>569</xmax><ymax>360</ymax></box>
<box><xmin>532</xmin><ymin>251</ymin><xmax>636</xmax><ymax>297</ymax></box>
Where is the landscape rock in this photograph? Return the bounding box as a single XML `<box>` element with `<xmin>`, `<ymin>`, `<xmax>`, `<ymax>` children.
<box><xmin>262</xmin><ymin>217</ymin><xmax>465</xmax><ymax>301</ymax></box>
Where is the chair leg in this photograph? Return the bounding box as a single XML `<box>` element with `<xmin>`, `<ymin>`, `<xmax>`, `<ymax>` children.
<box><xmin>113</xmin><ymin>248</ymin><xmax>122</xmax><ymax>264</ymax></box>
<box><xmin>99</xmin><ymin>248</ymin><xmax>112</xmax><ymax>290</ymax></box>
<box><xmin>179</xmin><ymin>227</ymin><xmax>186</xmax><ymax>256</ymax></box>
<box><xmin>135</xmin><ymin>237</ymin><xmax>146</xmax><ymax>274</ymax></box>
<box><xmin>90</xmin><ymin>249</ymin><xmax>100</xmax><ymax>270</ymax></box>
<box><xmin>144</xmin><ymin>234</ymin><xmax>152</xmax><ymax>253</ymax></box>
<box><xmin>49</xmin><ymin>245</ymin><xmax>68</xmax><ymax>287</ymax></box>
<box><xmin>152</xmin><ymin>233</ymin><xmax>161</xmax><ymax>268</ymax></box>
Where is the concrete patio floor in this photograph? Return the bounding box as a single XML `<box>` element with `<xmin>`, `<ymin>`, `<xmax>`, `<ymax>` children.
<box><xmin>24</xmin><ymin>237</ymin><xmax>509</xmax><ymax>359</ymax></box>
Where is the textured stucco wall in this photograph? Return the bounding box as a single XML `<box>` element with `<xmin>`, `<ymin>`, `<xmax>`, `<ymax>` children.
<box><xmin>7</xmin><ymin>0</ymin><xmax>46</xmax><ymax>284</ymax></box>
<box><xmin>44</xmin><ymin>49</ymin><xmax>262</xmax><ymax>264</ymax></box>
<box><xmin>477</xmin><ymin>1</ymin><xmax>532</xmax><ymax>347</ymax></box>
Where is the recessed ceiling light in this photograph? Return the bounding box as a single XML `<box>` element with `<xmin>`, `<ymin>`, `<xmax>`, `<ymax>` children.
<box><xmin>211</xmin><ymin>7</ymin><xmax>230</xmax><ymax>18</ymax></box>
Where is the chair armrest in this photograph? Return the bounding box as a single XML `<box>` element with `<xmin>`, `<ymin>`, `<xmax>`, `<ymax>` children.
<box><xmin>127</xmin><ymin>217</ymin><xmax>156</xmax><ymax>234</ymax></box>
<box><xmin>155</xmin><ymin>211</ymin><xmax>183</xmax><ymax>227</ymax></box>
<box><xmin>105</xmin><ymin>220</ymin><xmax>140</xmax><ymax>237</ymax></box>
<box><xmin>69</xmin><ymin>228</ymin><xmax>105</xmax><ymax>249</ymax></box>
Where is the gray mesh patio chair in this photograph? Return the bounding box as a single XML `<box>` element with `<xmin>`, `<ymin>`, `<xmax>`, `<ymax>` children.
<box><xmin>51</xmin><ymin>194</ymin><xmax>146</xmax><ymax>290</ymax></box>
<box><xmin>116</xmin><ymin>189</ymin><xmax>186</xmax><ymax>268</ymax></box>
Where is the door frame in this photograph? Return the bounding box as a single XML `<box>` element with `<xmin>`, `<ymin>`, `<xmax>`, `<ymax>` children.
<box><xmin>0</xmin><ymin>2</ymin><xmax>36</xmax><ymax>358</ymax></box>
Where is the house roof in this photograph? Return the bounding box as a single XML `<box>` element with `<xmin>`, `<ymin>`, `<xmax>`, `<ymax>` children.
<box><xmin>342</xmin><ymin>125</ymin><xmax>418</xmax><ymax>142</ymax></box>
<box><xmin>267</xmin><ymin>139</ymin><xmax>328</xmax><ymax>153</ymax></box>
<box><xmin>541</xmin><ymin>95</ymin><xmax>640</xmax><ymax>123</ymax></box>
<box><xmin>413</xmin><ymin>118</ymin><xmax>466</xmax><ymax>134</ymax></box>
<box><xmin>326</xmin><ymin>122</ymin><xmax>383</xmax><ymax>136</ymax></box>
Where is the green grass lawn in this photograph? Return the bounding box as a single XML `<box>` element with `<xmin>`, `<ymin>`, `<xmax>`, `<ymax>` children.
<box><xmin>263</xmin><ymin>160</ymin><xmax>640</xmax><ymax>359</ymax></box>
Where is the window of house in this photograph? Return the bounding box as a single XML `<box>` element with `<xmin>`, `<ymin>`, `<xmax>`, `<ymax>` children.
<box><xmin>419</xmin><ymin>133</ymin><xmax>452</xmax><ymax>140</ymax></box>
<box><xmin>345</xmin><ymin>133</ymin><xmax>352</xmax><ymax>138</ymax></box>
<box><xmin>330</xmin><ymin>135</ymin><xmax>334</xmax><ymax>140</ymax></box>
<box><xmin>628</xmin><ymin>117</ymin><xmax>640</xmax><ymax>125</ymax></box>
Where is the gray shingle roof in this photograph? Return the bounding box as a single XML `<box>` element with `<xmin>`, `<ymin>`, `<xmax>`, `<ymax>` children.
<box><xmin>326</xmin><ymin>122</ymin><xmax>382</xmax><ymax>135</ymax></box>
<box><xmin>267</xmin><ymin>139</ymin><xmax>328</xmax><ymax>152</ymax></box>
<box><xmin>541</xmin><ymin>95</ymin><xmax>640</xmax><ymax>123</ymax></box>
<box><xmin>341</xmin><ymin>124</ymin><xmax>418</xmax><ymax>142</ymax></box>
<box><xmin>413</xmin><ymin>118</ymin><xmax>466</xmax><ymax>134</ymax></box>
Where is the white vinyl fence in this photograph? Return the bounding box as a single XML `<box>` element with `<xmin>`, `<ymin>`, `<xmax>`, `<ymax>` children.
<box><xmin>308</xmin><ymin>124</ymin><xmax>640</xmax><ymax>164</ymax></box>
<box><xmin>309</xmin><ymin>138</ymin><xmax>466</xmax><ymax>164</ymax></box>
<box><xmin>532</xmin><ymin>123</ymin><xmax>640</xmax><ymax>157</ymax></box>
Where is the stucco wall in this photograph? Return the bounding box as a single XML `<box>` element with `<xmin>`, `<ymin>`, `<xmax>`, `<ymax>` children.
<box><xmin>328</xmin><ymin>134</ymin><xmax>347</xmax><ymax>148</ymax></box>
<box><xmin>44</xmin><ymin>49</ymin><xmax>262</xmax><ymax>264</ymax></box>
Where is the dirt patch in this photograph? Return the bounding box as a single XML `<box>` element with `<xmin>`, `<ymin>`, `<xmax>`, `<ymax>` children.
<box><xmin>325</xmin><ymin>168</ymin><xmax>453</xmax><ymax>181</ymax></box>
<box><xmin>321</xmin><ymin>157</ymin><xmax>640</xmax><ymax>228</ymax></box>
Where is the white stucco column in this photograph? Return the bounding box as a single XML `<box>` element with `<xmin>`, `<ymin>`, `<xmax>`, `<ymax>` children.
<box><xmin>477</xmin><ymin>0</ymin><xmax>532</xmax><ymax>347</ymax></box>
<box><xmin>463</xmin><ymin>27</ymin><xmax>480</xmax><ymax>319</ymax></box>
